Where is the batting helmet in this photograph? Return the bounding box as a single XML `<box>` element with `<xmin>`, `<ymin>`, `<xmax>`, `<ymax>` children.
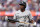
<box><xmin>19</xmin><ymin>1</ymin><xmax>26</xmax><ymax>9</ymax></box>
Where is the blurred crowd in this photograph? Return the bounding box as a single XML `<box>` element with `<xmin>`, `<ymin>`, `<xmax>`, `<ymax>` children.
<box><xmin>0</xmin><ymin>0</ymin><xmax>40</xmax><ymax>11</ymax></box>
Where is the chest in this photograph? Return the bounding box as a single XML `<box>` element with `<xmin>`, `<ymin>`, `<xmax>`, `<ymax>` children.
<box><xmin>16</xmin><ymin>12</ymin><xmax>29</xmax><ymax>18</ymax></box>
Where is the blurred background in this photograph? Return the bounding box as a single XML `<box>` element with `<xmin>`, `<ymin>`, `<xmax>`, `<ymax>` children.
<box><xmin>0</xmin><ymin>0</ymin><xmax>40</xmax><ymax>27</ymax></box>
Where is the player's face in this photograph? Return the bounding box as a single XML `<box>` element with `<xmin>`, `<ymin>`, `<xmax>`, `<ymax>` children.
<box><xmin>19</xmin><ymin>5</ymin><xmax>24</xmax><ymax>10</ymax></box>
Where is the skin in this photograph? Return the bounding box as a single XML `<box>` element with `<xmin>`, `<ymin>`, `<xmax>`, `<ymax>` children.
<box><xmin>19</xmin><ymin>5</ymin><xmax>25</xmax><ymax>12</ymax></box>
<box><xmin>36</xmin><ymin>16</ymin><xmax>40</xmax><ymax>22</ymax></box>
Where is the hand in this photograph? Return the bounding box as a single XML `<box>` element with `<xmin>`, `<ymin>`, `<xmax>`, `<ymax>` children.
<box><xmin>30</xmin><ymin>20</ymin><xmax>34</xmax><ymax>23</ymax></box>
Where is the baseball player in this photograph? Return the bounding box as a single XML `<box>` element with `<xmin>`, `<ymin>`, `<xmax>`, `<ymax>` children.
<box><xmin>13</xmin><ymin>1</ymin><xmax>34</xmax><ymax>27</ymax></box>
<box><xmin>8</xmin><ymin>1</ymin><xmax>34</xmax><ymax>27</ymax></box>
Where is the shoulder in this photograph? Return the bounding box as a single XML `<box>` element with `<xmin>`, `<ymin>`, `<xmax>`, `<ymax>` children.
<box><xmin>15</xmin><ymin>10</ymin><xmax>21</xmax><ymax>14</ymax></box>
<box><xmin>25</xmin><ymin>10</ymin><xmax>31</xmax><ymax>13</ymax></box>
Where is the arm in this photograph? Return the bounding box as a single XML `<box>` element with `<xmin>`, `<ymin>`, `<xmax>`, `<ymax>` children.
<box><xmin>36</xmin><ymin>16</ymin><xmax>39</xmax><ymax>22</ymax></box>
<box><xmin>29</xmin><ymin>11</ymin><xmax>34</xmax><ymax>23</ymax></box>
<box><xmin>8</xmin><ymin>14</ymin><xmax>19</xmax><ymax>23</ymax></box>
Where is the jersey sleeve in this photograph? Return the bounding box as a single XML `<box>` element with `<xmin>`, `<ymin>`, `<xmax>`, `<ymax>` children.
<box><xmin>13</xmin><ymin>14</ymin><xmax>16</xmax><ymax>19</ymax></box>
<box><xmin>13</xmin><ymin>11</ymin><xmax>18</xmax><ymax>19</ymax></box>
<box><xmin>13</xmin><ymin>11</ymin><xmax>17</xmax><ymax>19</ymax></box>
<box><xmin>13</xmin><ymin>10</ymin><xmax>20</xmax><ymax>19</ymax></box>
<box><xmin>29</xmin><ymin>11</ymin><xmax>33</xmax><ymax>21</ymax></box>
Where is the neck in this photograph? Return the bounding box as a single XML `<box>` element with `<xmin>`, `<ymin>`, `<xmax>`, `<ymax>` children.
<box><xmin>21</xmin><ymin>9</ymin><xmax>25</xmax><ymax>12</ymax></box>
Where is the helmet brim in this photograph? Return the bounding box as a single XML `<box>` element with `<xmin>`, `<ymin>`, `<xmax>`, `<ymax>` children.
<box><xmin>19</xmin><ymin>4</ymin><xmax>25</xmax><ymax>6</ymax></box>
